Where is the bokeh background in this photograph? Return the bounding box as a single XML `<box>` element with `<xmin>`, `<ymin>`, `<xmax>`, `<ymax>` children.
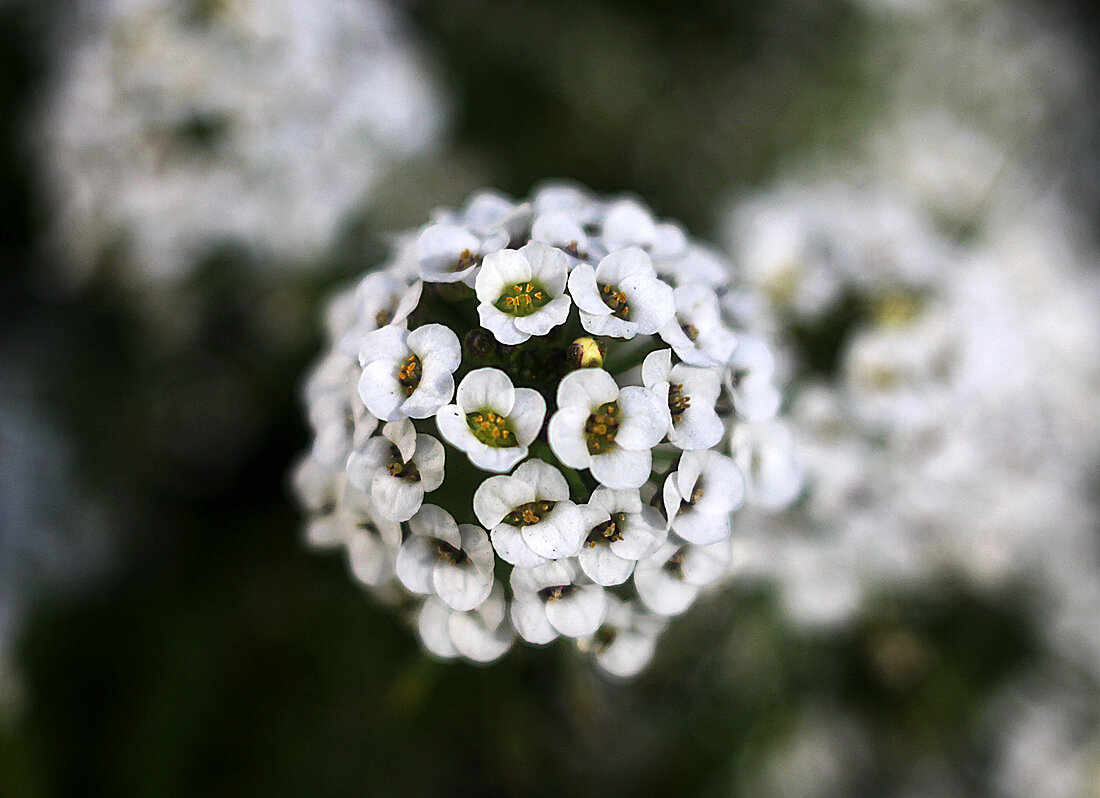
<box><xmin>2</xmin><ymin>0</ymin><xmax>1100</xmax><ymax>795</ymax></box>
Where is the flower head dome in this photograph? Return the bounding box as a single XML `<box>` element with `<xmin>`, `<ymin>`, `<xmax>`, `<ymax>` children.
<box><xmin>293</xmin><ymin>183</ymin><xmax>797</xmax><ymax>675</ymax></box>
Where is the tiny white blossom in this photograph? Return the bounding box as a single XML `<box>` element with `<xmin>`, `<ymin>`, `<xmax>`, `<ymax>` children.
<box><xmin>548</xmin><ymin>368</ymin><xmax>668</xmax><ymax>490</ymax></box>
<box><xmin>659</xmin><ymin>284</ymin><xmax>738</xmax><ymax>366</ymax></box>
<box><xmin>576</xmin><ymin>487</ymin><xmax>666</xmax><ymax>586</ymax></box>
<box><xmin>395</xmin><ymin>505</ymin><xmax>494</xmax><ymax>612</ymax></box>
<box><xmin>511</xmin><ymin>560</ymin><xmax>607</xmax><ymax>641</ymax></box>
<box><xmin>642</xmin><ymin>348</ymin><xmax>724</xmax><ymax>450</ymax></box>
<box><xmin>652</xmin><ymin>244</ymin><xmax>729</xmax><ymax>289</ymax></box>
<box><xmin>567</xmin><ymin>247</ymin><xmax>675</xmax><ymax>339</ymax></box>
<box><xmin>634</xmin><ymin>539</ymin><xmax>732</xmax><ymax>616</ymax></box>
<box><xmin>530</xmin><ymin>212</ymin><xmax>595</xmax><ymax>262</ymax></box>
<box><xmin>473</xmin><ymin>459</ymin><xmax>585</xmax><ymax>565</ymax></box>
<box><xmin>532</xmin><ymin>182</ymin><xmax>603</xmax><ymax>226</ymax></box>
<box><xmin>730</xmin><ymin>420</ymin><xmax>803</xmax><ymax>511</ymax></box>
<box><xmin>417</xmin><ymin>222</ymin><xmax>509</xmax><ymax>284</ymax></box>
<box><xmin>601</xmin><ymin>199</ymin><xmax>687</xmax><ymax>261</ymax></box>
<box><xmin>433</xmin><ymin>190</ymin><xmax>531</xmax><ymax>240</ymax></box>
<box><xmin>724</xmin><ymin>334</ymin><xmax>783</xmax><ymax>422</ymax></box>
<box><xmin>358</xmin><ymin>323</ymin><xmax>461</xmax><ymax>421</ymax></box>
<box><xmin>304</xmin><ymin>351</ymin><xmax>378</xmax><ymax>471</ymax></box>
<box><xmin>475</xmin><ymin>242</ymin><xmax>572</xmax><ymax>344</ymax></box>
<box><xmin>417</xmin><ymin>583</ymin><xmax>515</xmax><ymax>664</ymax></box>
<box><xmin>662</xmin><ymin>450</ymin><xmax>746</xmax><ymax>544</ymax></box>
<box><xmin>435</xmin><ymin>367</ymin><xmax>546</xmax><ymax>473</ymax></box>
<box><xmin>336</xmin><ymin>273</ymin><xmax>423</xmax><ymax>357</ymax></box>
<box><xmin>578</xmin><ymin>595</ymin><xmax>668</xmax><ymax>678</ymax></box>
<box><xmin>346</xmin><ymin>420</ymin><xmax>446</xmax><ymax>522</ymax></box>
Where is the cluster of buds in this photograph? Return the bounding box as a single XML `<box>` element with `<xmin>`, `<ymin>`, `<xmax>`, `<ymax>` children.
<box><xmin>293</xmin><ymin>184</ymin><xmax>798</xmax><ymax>676</ymax></box>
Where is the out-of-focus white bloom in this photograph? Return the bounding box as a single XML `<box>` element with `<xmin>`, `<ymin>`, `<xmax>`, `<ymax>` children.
<box><xmin>435</xmin><ymin>368</ymin><xmax>546</xmax><ymax>473</ymax></box>
<box><xmin>36</xmin><ymin>0</ymin><xmax>448</xmax><ymax>286</ymax></box>
<box><xmin>576</xmin><ymin>487</ymin><xmax>666</xmax><ymax>586</ymax></box>
<box><xmin>730</xmin><ymin>420</ymin><xmax>803</xmax><ymax>511</ymax></box>
<box><xmin>294</xmin><ymin>183</ymin><xmax>794</xmax><ymax>673</ymax></box>
<box><xmin>418</xmin><ymin>584</ymin><xmax>515</xmax><ymax>664</ymax></box>
<box><xmin>358</xmin><ymin>323</ymin><xmax>461</xmax><ymax>422</ymax></box>
<box><xmin>642</xmin><ymin>348</ymin><xmax>724</xmax><ymax>450</ymax></box>
<box><xmin>473</xmin><ymin>459</ymin><xmax>585</xmax><ymax>565</ymax></box>
<box><xmin>475</xmin><ymin>243</ymin><xmax>572</xmax><ymax>344</ymax></box>
<box><xmin>548</xmin><ymin>368</ymin><xmax>668</xmax><ymax>490</ymax></box>
<box><xmin>346</xmin><ymin>420</ymin><xmax>445</xmax><ymax>522</ymax></box>
<box><xmin>578</xmin><ymin>595</ymin><xmax>668</xmax><ymax>678</ymax></box>
<box><xmin>662</xmin><ymin>450</ymin><xmax>745</xmax><ymax>545</ymax></box>
<box><xmin>634</xmin><ymin>539</ymin><xmax>732</xmax><ymax>617</ymax></box>
<box><xmin>568</xmin><ymin>247</ymin><xmax>675</xmax><ymax>339</ymax></box>
<box><xmin>511</xmin><ymin>560</ymin><xmax>607</xmax><ymax>641</ymax></box>
<box><xmin>395</xmin><ymin>505</ymin><xmax>494</xmax><ymax>612</ymax></box>
<box><xmin>660</xmin><ymin>284</ymin><xmax>738</xmax><ymax>366</ymax></box>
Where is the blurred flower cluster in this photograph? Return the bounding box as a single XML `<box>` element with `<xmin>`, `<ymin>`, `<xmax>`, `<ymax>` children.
<box><xmin>293</xmin><ymin>184</ymin><xmax>798</xmax><ymax>676</ymax></box>
<box><xmin>36</xmin><ymin>0</ymin><xmax>447</xmax><ymax>288</ymax></box>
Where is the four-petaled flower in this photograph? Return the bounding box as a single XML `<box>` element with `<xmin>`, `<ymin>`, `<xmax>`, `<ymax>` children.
<box><xmin>642</xmin><ymin>348</ymin><xmax>725</xmax><ymax>450</ymax></box>
<box><xmin>395</xmin><ymin>504</ymin><xmax>495</xmax><ymax>612</ymax></box>
<box><xmin>567</xmin><ymin>247</ymin><xmax>675</xmax><ymax>339</ymax></box>
<box><xmin>475</xmin><ymin>242</ymin><xmax>572</xmax><ymax>344</ymax></box>
<box><xmin>662</xmin><ymin>450</ymin><xmax>746</xmax><ymax>544</ymax></box>
<box><xmin>435</xmin><ymin>367</ymin><xmax>546</xmax><ymax>473</ymax></box>
<box><xmin>576</xmin><ymin>487</ymin><xmax>667</xmax><ymax>586</ymax></box>
<box><xmin>659</xmin><ymin>284</ymin><xmax>738</xmax><ymax>366</ymax></box>
<box><xmin>346</xmin><ymin>419</ymin><xmax>446</xmax><ymax>522</ymax></box>
<box><xmin>358</xmin><ymin>324</ymin><xmax>461</xmax><ymax>421</ymax></box>
<box><xmin>510</xmin><ymin>560</ymin><xmax>607</xmax><ymax>642</ymax></box>
<box><xmin>548</xmin><ymin>368</ymin><xmax>668</xmax><ymax>489</ymax></box>
<box><xmin>473</xmin><ymin>459</ymin><xmax>585</xmax><ymax>566</ymax></box>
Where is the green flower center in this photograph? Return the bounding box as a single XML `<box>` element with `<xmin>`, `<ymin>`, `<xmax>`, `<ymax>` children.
<box><xmin>505</xmin><ymin>500</ymin><xmax>556</xmax><ymax>526</ymax></box>
<box><xmin>668</xmin><ymin>382</ymin><xmax>691</xmax><ymax>425</ymax></box>
<box><xmin>397</xmin><ymin>354</ymin><xmax>422</xmax><ymax>395</ymax></box>
<box><xmin>599</xmin><ymin>283</ymin><xmax>631</xmax><ymax>319</ymax></box>
<box><xmin>466</xmin><ymin>409</ymin><xmax>519</xmax><ymax>447</ymax></box>
<box><xmin>495</xmin><ymin>281</ymin><xmax>551</xmax><ymax>317</ymax></box>
<box><xmin>584</xmin><ymin>402</ymin><xmax>620</xmax><ymax>455</ymax></box>
<box><xmin>586</xmin><ymin>512</ymin><xmax>627</xmax><ymax>547</ymax></box>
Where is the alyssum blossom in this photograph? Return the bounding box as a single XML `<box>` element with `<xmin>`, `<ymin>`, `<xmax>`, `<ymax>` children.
<box><xmin>293</xmin><ymin>184</ymin><xmax>796</xmax><ymax>675</ymax></box>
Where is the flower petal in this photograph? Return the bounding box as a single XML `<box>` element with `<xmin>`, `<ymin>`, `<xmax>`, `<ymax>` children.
<box><xmin>509</xmin><ymin>388</ymin><xmax>547</xmax><ymax>447</ymax></box>
<box><xmin>457</xmin><ymin>367</ymin><xmax>516</xmax><ymax>415</ymax></box>
<box><xmin>519</xmin><ymin>241</ymin><xmax>570</xmax><ymax>296</ymax></box>
<box><xmin>510</xmin><ymin>599</ymin><xmax>558</xmax><ymax>645</ymax></box>
<box><xmin>477</xmin><ymin>304</ymin><xmax>529</xmax><ymax>344</ymax></box>
<box><xmin>545</xmin><ymin>585</ymin><xmax>606</xmax><ymax>638</ymax></box>
<box><xmin>522</xmin><ymin>502</ymin><xmax>585</xmax><ymax>560</ymax></box>
<box><xmin>395</xmin><ymin>536</ymin><xmax>438</xmax><ymax>595</ymax></box>
<box><xmin>408</xmin><ymin>324</ymin><xmax>462</xmax><ymax>372</ymax></box>
<box><xmin>476</xmin><ymin>248</ymin><xmax>532</xmax><ymax>303</ymax></box>
<box><xmin>547</xmin><ymin>405</ymin><xmax>593</xmax><ymax>469</ymax></box>
<box><xmin>473</xmin><ymin>475</ymin><xmax>536</xmax><ymax>528</ymax></box>
<box><xmin>434</xmin><ymin>559</ymin><xmax>493</xmax><ymax>612</ymax></box>
<box><xmin>615</xmin><ymin>386</ymin><xmax>670</xmax><ymax>450</ymax></box>
<box><xmin>371</xmin><ymin>472</ymin><xmax>425</xmax><ymax>522</ymax></box>
<box><xmin>490</xmin><ymin>524</ymin><xmax>548</xmax><ymax>568</ymax></box>
<box><xmin>578</xmin><ymin>543</ymin><xmax>635</xmax><ymax>586</ymax></box>
<box><xmin>556</xmin><ymin>368</ymin><xmax>619</xmax><ymax>411</ymax></box>
<box><xmin>513</xmin><ymin>294</ymin><xmax>571</xmax><ymax>336</ymax></box>
<box><xmin>514</xmin><ymin>458</ymin><xmax>570</xmax><ymax>501</ymax></box>
<box><xmin>358</xmin><ymin>360</ymin><xmax>405</xmax><ymax>421</ymax></box>
<box><xmin>590</xmin><ymin>447</ymin><xmax>652</xmax><ymax>490</ymax></box>
<box><xmin>418</xmin><ymin>597</ymin><xmax>459</xmax><ymax>659</ymax></box>
<box><xmin>568</xmin><ymin>263</ymin><xmax>612</xmax><ymax>316</ymax></box>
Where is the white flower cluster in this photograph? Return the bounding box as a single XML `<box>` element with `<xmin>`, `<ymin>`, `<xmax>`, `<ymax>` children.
<box><xmin>722</xmin><ymin>179</ymin><xmax>1100</xmax><ymax>633</ymax></box>
<box><xmin>293</xmin><ymin>185</ymin><xmax>797</xmax><ymax>676</ymax></box>
<box><xmin>36</xmin><ymin>0</ymin><xmax>446</xmax><ymax>286</ymax></box>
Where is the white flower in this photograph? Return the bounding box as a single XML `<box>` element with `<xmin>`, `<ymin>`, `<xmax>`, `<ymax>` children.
<box><xmin>548</xmin><ymin>368</ymin><xmax>668</xmax><ymax>490</ymax></box>
<box><xmin>642</xmin><ymin>349</ymin><xmax>724</xmax><ymax>450</ymax></box>
<box><xmin>662</xmin><ymin>450</ymin><xmax>745</xmax><ymax>544</ymax></box>
<box><xmin>567</xmin><ymin>247</ymin><xmax>675</xmax><ymax>339</ymax></box>
<box><xmin>435</xmin><ymin>367</ymin><xmax>546</xmax><ymax>473</ymax></box>
<box><xmin>578</xmin><ymin>595</ymin><xmax>667</xmax><ymax>678</ymax></box>
<box><xmin>433</xmin><ymin>190</ymin><xmax>531</xmax><ymax>240</ymax></box>
<box><xmin>576</xmin><ymin>487</ymin><xmax>666</xmax><ymax>586</ymax></box>
<box><xmin>358</xmin><ymin>323</ymin><xmax>461</xmax><ymax>421</ymax></box>
<box><xmin>532</xmin><ymin>182</ymin><xmax>603</xmax><ymax>226</ymax></box>
<box><xmin>473</xmin><ymin>459</ymin><xmax>585</xmax><ymax>565</ymax></box>
<box><xmin>601</xmin><ymin>199</ymin><xmax>687</xmax><ymax>260</ymax></box>
<box><xmin>730</xmin><ymin>420</ymin><xmax>803</xmax><ymax>511</ymax></box>
<box><xmin>652</xmin><ymin>244</ymin><xmax>729</xmax><ymax>289</ymax></box>
<box><xmin>335</xmin><ymin>273</ymin><xmax>423</xmax><ymax>357</ymax></box>
<box><xmin>417</xmin><ymin>583</ymin><xmax>515</xmax><ymax>663</ymax></box>
<box><xmin>416</xmin><ymin>222</ymin><xmax>508</xmax><ymax>284</ymax></box>
<box><xmin>344</xmin><ymin>502</ymin><xmax>404</xmax><ymax>588</ymax></box>
<box><xmin>304</xmin><ymin>351</ymin><xmax>378</xmax><ymax>471</ymax></box>
<box><xmin>724</xmin><ymin>334</ymin><xmax>783</xmax><ymax>422</ymax></box>
<box><xmin>510</xmin><ymin>560</ymin><xmax>607</xmax><ymax>642</ymax></box>
<box><xmin>659</xmin><ymin>284</ymin><xmax>738</xmax><ymax>366</ymax></box>
<box><xmin>475</xmin><ymin>242</ymin><xmax>572</xmax><ymax>344</ymax></box>
<box><xmin>346</xmin><ymin>420</ymin><xmax>446</xmax><ymax>522</ymax></box>
<box><xmin>530</xmin><ymin>212</ymin><xmax>594</xmax><ymax>261</ymax></box>
<box><xmin>634</xmin><ymin>539</ymin><xmax>732</xmax><ymax>616</ymax></box>
<box><xmin>394</xmin><ymin>505</ymin><xmax>494</xmax><ymax>612</ymax></box>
